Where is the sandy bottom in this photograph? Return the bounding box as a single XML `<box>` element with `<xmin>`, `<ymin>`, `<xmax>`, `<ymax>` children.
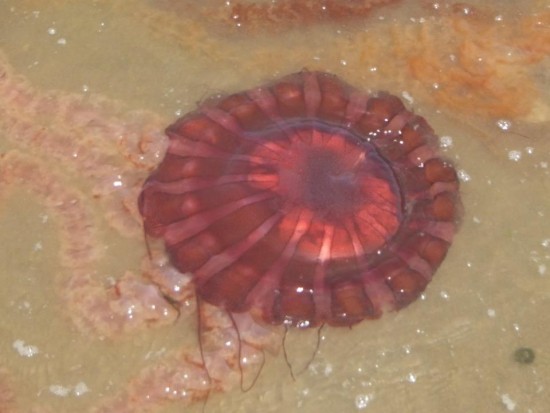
<box><xmin>0</xmin><ymin>1</ymin><xmax>549</xmax><ymax>412</ymax></box>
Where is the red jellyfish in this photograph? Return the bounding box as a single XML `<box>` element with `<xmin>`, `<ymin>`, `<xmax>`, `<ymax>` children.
<box><xmin>138</xmin><ymin>71</ymin><xmax>461</xmax><ymax>329</ymax></box>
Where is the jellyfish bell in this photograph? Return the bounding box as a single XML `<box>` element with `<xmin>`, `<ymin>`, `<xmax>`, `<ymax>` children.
<box><xmin>138</xmin><ymin>71</ymin><xmax>462</xmax><ymax>330</ymax></box>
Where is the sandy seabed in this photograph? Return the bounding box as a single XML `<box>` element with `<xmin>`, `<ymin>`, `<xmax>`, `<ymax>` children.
<box><xmin>0</xmin><ymin>1</ymin><xmax>549</xmax><ymax>412</ymax></box>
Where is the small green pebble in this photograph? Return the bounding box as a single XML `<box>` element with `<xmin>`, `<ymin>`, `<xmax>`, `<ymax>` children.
<box><xmin>513</xmin><ymin>347</ymin><xmax>535</xmax><ymax>364</ymax></box>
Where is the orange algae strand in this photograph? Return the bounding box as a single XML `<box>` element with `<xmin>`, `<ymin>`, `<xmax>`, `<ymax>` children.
<box><xmin>227</xmin><ymin>0</ymin><xmax>401</xmax><ymax>30</ymax></box>
<box><xmin>128</xmin><ymin>1</ymin><xmax>548</xmax><ymax>120</ymax></box>
<box><xmin>392</xmin><ymin>5</ymin><xmax>550</xmax><ymax>118</ymax></box>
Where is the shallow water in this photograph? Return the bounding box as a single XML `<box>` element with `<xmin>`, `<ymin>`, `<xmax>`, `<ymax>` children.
<box><xmin>0</xmin><ymin>1</ymin><xmax>549</xmax><ymax>412</ymax></box>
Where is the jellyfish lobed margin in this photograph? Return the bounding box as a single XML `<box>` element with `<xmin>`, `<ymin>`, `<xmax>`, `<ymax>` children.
<box><xmin>138</xmin><ymin>71</ymin><xmax>462</xmax><ymax>329</ymax></box>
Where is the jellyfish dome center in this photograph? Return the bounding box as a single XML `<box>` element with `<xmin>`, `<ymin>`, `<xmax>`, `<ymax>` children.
<box><xmin>291</xmin><ymin>146</ymin><xmax>358</xmax><ymax>215</ymax></box>
<box><xmin>274</xmin><ymin>122</ymin><xmax>402</xmax><ymax>233</ymax></box>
